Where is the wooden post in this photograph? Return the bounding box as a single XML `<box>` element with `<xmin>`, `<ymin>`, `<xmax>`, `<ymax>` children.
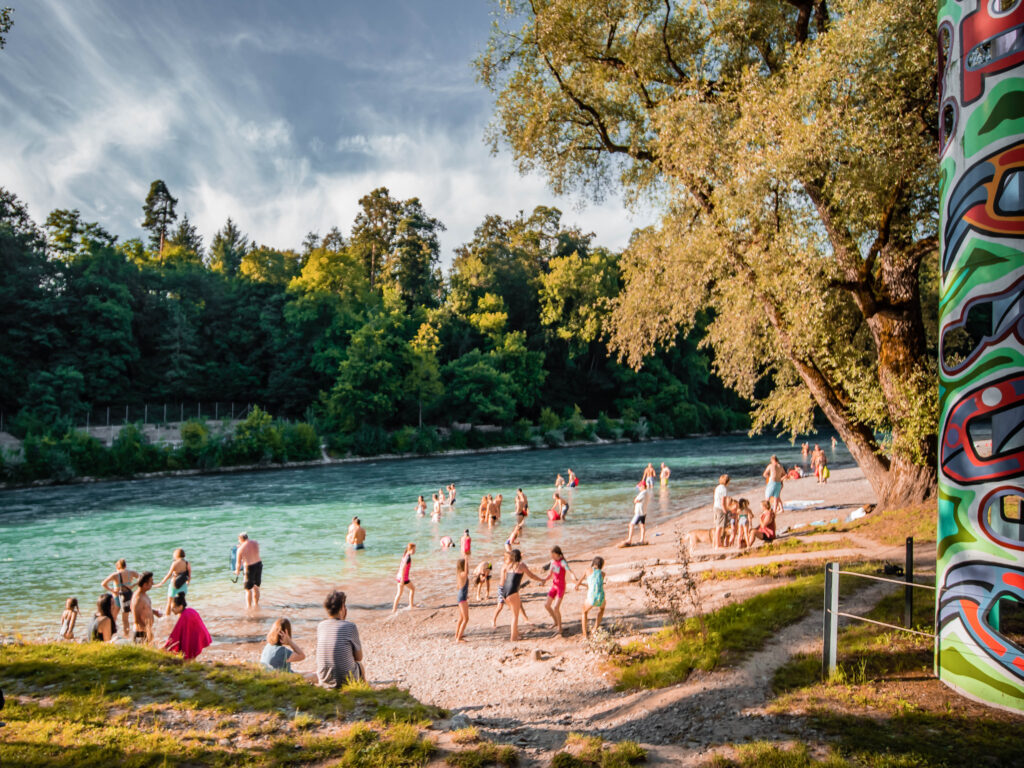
<box><xmin>822</xmin><ymin>561</ymin><xmax>839</xmax><ymax>679</ymax></box>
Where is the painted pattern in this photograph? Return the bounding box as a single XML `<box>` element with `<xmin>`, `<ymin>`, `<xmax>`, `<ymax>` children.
<box><xmin>937</xmin><ymin>0</ymin><xmax>1024</xmax><ymax>712</ymax></box>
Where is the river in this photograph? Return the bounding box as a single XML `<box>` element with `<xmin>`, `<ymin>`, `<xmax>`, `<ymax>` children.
<box><xmin>0</xmin><ymin>434</ymin><xmax>846</xmax><ymax>639</ymax></box>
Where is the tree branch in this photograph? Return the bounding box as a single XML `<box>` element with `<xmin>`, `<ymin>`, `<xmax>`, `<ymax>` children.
<box><xmin>661</xmin><ymin>0</ymin><xmax>686</xmax><ymax>80</ymax></box>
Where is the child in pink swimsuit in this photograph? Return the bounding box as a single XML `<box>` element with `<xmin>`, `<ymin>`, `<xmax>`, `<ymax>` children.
<box><xmin>544</xmin><ymin>545</ymin><xmax>578</xmax><ymax>636</ymax></box>
<box><xmin>391</xmin><ymin>543</ymin><xmax>416</xmax><ymax>613</ymax></box>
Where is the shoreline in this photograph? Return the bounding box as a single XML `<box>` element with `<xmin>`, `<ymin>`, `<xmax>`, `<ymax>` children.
<box><xmin>0</xmin><ymin>434</ymin><xmax>704</xmax><ymax>493</ymax></box>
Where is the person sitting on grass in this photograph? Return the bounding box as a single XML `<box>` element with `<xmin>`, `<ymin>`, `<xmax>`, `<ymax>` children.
<box><xmin>89</xmin><ymin>594</ymin><xmax>118</xmax><ymax>642</ymax></box>
<box><xmin>316</xmin><ymin>590</ymin><xmax>364</xmax><ymax>688</ymax></box>
<box><xmin>261</xmin><ymin>618</ymin><xmax>307</xmax><ymax>672</ymax></box>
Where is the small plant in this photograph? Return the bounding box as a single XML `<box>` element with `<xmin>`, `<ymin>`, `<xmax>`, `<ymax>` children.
<box><xmin>451</xmin><ymin>726</ymin><xmax>481</xmax><ymax>745</ymax></box>
<box><xmin>641</xmin><ymin>529</ymin><xmax>706</xmax><ymax>637</ymax></box>
<box><xmin>552</xmin><ymin>733</ymin><xmax>646</xmax><ymax>767</ymax></box>
<box><xmin>291</xmin><ymin>710</ymin><xmax>318</xmax><ymax>730</ymax></box>
<box><xmin>447</xmin><ymin>740</ymin><xmax>518</xmax><ymax>767</ymax></box>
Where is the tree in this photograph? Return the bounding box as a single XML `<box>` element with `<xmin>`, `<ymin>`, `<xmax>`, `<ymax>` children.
<box><xmin>209</xmin><ymin>218</ymin><xmax>248</xmax><ymax>276</ymax></box>
<box><xmin>478</xmin><ymin>0</ymin><xmax>938</xmax><ymax>507</ymax></box>
<box><xmin>0</xmin><ymin>7</ymin><xmax>13</xmax><ymax>50</ymax></box>
<box><xmin>539</xmin><ymin>247</ymin><xmax>620</xmax><ymax>347</ymax></box>
<box><xmin>240</xmin><ymin>245</ymin><xmax>302</xmax><ymax>284</ymax></box>
<box><xmin>405</xmin><ymin>323</ymin><xmax>443</xmax><ymax>427</ymax></box>
<box><xmin>350</xmin><ymin>187</ymin><xmax>402</xmax><ymax>288</ymax></box>
<box><xmin>141</xmin><ymin>180</ymin><xmax>178</xmax><ymax>254</ymax></box>
<box><xmin>390</xmin><ymin>198</ymin><xmax>445</xmax><ymax>307</ymax></box>
<box><xmin>167</xmin><ymin>214</ymin><xmax>203</xmax><ymax>259</ymax></box>
<box><xmin>45</xmin><ymin>209</ymin><xmax>117</xmax><ymax>259</ymax></box>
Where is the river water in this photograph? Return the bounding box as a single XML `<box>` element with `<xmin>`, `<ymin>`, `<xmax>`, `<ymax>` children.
<box><xmin>0</xmin><ymin>434</ymin><xmax>846</xmax><ymax>640</ymax></box>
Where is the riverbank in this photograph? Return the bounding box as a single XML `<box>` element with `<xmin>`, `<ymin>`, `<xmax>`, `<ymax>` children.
<box><xmin>0</xmin><ymin>433</ymin><xmax>689</xmax><ymax>492</ymax></box>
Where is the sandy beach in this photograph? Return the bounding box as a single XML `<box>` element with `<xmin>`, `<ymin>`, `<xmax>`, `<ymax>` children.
<box><xmin>166</xmin><ymin>465</ymin><xmax>903</xmax><ymax>764</ymax></box>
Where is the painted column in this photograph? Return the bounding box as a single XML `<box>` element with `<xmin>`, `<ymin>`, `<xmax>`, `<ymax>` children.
<box><xmin>937</xmin><ymin>0</ymin><xmax>1024</xmax><ymax>711</ymax></box>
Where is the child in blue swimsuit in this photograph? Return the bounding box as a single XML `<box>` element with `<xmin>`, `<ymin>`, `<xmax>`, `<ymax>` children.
<box><xmin>576</xmin><ymin>556</ymin><xmax>606</xmax><ymax>640</ymax></box>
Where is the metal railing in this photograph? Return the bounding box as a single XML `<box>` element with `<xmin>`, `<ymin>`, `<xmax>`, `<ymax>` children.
<box><xmin>822</xmin><ymin>537</ymin><xmax>936</xmax><ymax>677</ymax></box>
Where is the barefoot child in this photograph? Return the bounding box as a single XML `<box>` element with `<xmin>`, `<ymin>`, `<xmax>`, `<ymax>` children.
<box><xmin>500</xmin><ymin>549</ymin><xmax>546</xmax><ymax>642</ymax></box>
<box><xmin>474</xmin><ymin>561</ymin><xmax>493</xmax><ymax>600</ymax></box>
<box><xmin>455</xmin><ymin>557</ymin><xmax>470</xmax><ymax>642</ymax></box>
<box><xmin>576</xmin><ymin>556</ymin><xmax>606</xmax><ymax>640</ymax></box>
<box><xmin>544</xmin><ymin>546</ymin><xmax>577</xmax><ymax>636</ymax></box>
<box><xmin>461</xmin><ymin>529</ymin><xmax>472</xmax><ymax>557</ymax></box>
<box><xmin>391</xmin><ymin>543</ymin><xmax>416</xmax><ymax>612</ymax></box>
<box><xmin>59</xmin><ymin>597</ymin><xmax>79</xmax><ymax>640</ymax></box>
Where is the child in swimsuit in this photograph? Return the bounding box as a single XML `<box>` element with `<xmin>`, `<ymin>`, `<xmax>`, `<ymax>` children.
<box><xmin>59</xmin><ymin>597</ymin><xmax>79</xmax><ymax>640</ymax></box>
<box><xmin>474</xmin><ymin>561</ymin><xmax>493</xmax><ymax>600</ymax></box>
<box><xmin>391</xmin><ymin>543</ymin><xmax>416</xmax><ymax>613</ymax></box>
<box><xmin>461</xmin><ymin>530</ymin><xmax>472</xmax><ymax>556</ymax></box>
<box><xmin>576</xmin><ymin>556</ymin><xmax>606</xmax><ymax>640</ymax></box>
<box><xmin>455</xmin><ymin>557</ymin><xmax>470</xmax><ymax>642</ymax></box>
<box><xmin>544</xmin><ymin>546</ymin><xmax>578</xmax><ymax>636</ymax></box>
<box><xmin>497</xmin><ymin>548</ymin><xmax>546</xmax><ymax>642</ymax></box>
<box><xmin>736</xmin><ymin>498</ymin><xmax>752</xmax><ymax>549</ymax></box>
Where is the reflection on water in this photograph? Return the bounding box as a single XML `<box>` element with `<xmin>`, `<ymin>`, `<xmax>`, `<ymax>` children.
<box><xmin>0</xmin><ymin>434</ymin><xmax>846</xmax><ymax>638</ymax></box>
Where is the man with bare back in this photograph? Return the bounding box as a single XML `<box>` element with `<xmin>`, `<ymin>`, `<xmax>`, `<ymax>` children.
<box><xmin>763</xmin><ymin>455</ymin><xmax>785</xmax><ymax>515</ymax></box>
<box><xmin>130</xmin><ymin>572</ymin><xmax>161</xmax><ymax>644</ymax></box>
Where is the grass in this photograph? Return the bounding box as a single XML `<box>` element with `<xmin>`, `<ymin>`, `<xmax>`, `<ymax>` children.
<box><xmin>760</xmin><ymin>588</ymin><xmax>1022</xmax><ymax>768</ymax></box>
<box><xmin>613</xmin><ymin>568</ymin><xmax>873</xmax><ymax>690</ymax></box>
<box><xmin>445</xmin><ymin>741</ymin><xmax>518</xmax><ymax>767</ymax></box>
<box><xmin>698</xmin><ymin>561</ymin><xmax>836</xmax><ymax>582</ymax></box>
<box><xmin>805</xmin><ymin>501</ymin><xmax>936</xmax><ymax>545</ymax></box>
<box><xmin>732</xmin><ymin>536</ymin><xmax>857</xmax><ymax>559</ymax></box>
<box><xmin>550</xmin><ymin>734</ymin><xmax>646</xmax><ymax>767</ymax></box>
<box><xmin>0</xmin><ymin>642</ymin><xmax>443</xmax><ymax>767</ymax></box>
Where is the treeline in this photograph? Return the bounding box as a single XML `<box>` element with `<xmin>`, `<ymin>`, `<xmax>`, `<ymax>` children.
<box><xmin>0</xmin><ymin>183</ymin><xmax>747</xmax><ymax>478</ymax></box>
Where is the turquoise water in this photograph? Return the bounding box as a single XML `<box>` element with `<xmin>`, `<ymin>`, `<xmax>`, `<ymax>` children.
<box><xmin>0</xmin><ymin>435</ymin><xmax>846</xmax><ymax>638</ymax></box>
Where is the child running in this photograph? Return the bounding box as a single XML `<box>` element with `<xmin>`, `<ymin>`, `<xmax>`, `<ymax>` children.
<box><xmin>391</xmin><ymin>543</ymin><xmax>417</xmax><ymax>613</ymax></box>
<box><xmin>455</xmin><ymin>557</ymin><xmax>470</xmax><ymax>642</ymax></box>
<box><xmin>59</xmin><ymin>597</ymin><xmax>79</xmax><ymax>640</ymax></box>
<box><xmin>544</xmin><ymin>546</ymin><xmax>578</xmax><ymax>636</ymax></box>
<box><xmin>576</xmin><ymin>556</ymin><xmax>606</xmax><ymax>640</ymax></box>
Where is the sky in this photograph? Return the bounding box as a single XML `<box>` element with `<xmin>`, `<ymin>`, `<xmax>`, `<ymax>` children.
<box><xmin>0</xmin><ymin>1</ymin><xmax>650</xmax><ymax>265</ymax></box>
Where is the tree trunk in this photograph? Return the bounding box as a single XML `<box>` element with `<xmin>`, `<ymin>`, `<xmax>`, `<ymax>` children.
<box><xmin>879</xmin><ymin>455</ymin><xmax>936</xmax><ymax>509</ymax></box>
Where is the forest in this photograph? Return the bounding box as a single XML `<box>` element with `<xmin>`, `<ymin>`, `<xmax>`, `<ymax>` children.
<box><xmin>0</xmin><ymin>183</ymin><xmax>747</xmax><ymax>482</ymax></box>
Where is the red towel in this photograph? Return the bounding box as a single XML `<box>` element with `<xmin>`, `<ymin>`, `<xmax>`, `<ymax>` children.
<box><xmin>164</xmin><ymin>607</ymin><xmax>212</xmax><ymax>660</ymax></box>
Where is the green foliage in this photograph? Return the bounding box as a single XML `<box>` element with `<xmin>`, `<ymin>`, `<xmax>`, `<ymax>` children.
<box><xmin>562</xmin><ymin>405</ymin><xmax>591</xmax><ymax>441</ymax></box>
<box><xmin>551</xmin><ymin>734</ymin><xmax>646</xmax><ymax>767</ymax></box>
<box><xmin>446</xmin><ymin>740</ymin><xmax>518</xmax><ymax>767</ymax></box>
<box><xmin>539</xmin><ymin>407</ymin><xmax>561</xmax><ymax>432</ymax></box>
<box><xmin>595</xmin><ymin>412</ymin><xmax>618</xmax><ymax>439</ymax></box>
<box><xmin>281</xmin><ymin>421</ymin><xmax>321</xmax><ymax>461</ymax></box>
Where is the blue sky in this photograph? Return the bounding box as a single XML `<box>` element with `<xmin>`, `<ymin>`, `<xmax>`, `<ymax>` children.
<box><xmin>0</xmin><ymin>1</ymin><xmax>647</xmax><ymax>263</ymax></box>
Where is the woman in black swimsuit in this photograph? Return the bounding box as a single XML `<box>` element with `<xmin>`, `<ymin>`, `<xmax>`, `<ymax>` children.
<box><xmin>89</xmin><ymin>593</ymin><xmax>117</xmax><ymax>642</ymax></box>
<box><xmin>501</xmin><ymin>549</ymin><xmax>546</xmax><ymax>642</ymax></box>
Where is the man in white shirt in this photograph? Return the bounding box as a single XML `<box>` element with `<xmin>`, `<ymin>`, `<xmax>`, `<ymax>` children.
<box><xmin>626</xmin><ymin>482</ymin><xmax>650</xmax><ymax>545</ymax></box>
<box><xmin>713</xmin><ymin>474</ymin><xmax>730</xmax><ymax>550</ymax></box>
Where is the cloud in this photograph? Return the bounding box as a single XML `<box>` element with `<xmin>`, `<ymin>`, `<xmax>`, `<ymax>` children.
<box><xmin>0</xmin><ymin>1</ymin><xmax>653</xmax><ymax>265</ymax></box>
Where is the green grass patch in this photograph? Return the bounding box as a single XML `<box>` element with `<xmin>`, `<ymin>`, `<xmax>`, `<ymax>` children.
<box><xmin>616</xmin><ymin>567</ymin><xmax>875</xmax><ymax>690</ymax></box>
<box><xmin>809</xmin><ymin>502</ymin><xmax>935</xmax><ymax>545</ymax></box>
<box><xmin>733</xmin><ymin>537</ymin><xmax>858</xmax><ymax>559</ymax></box>
<box><xmin>0</xmin><ymin>642</ymin><xmax>441</xmax><ymax>767</ymax></box>
<box><xmin>446</xmin><ymin>740</ymin><xmax>518</xmax><ymax>767</ymax></box>
<box><xmin>551</xmin><ymin>733</ymin><xmax>646</xmax><ymax>767</ymax></box>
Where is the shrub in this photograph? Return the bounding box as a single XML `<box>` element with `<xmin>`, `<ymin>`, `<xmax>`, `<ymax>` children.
<box><xmin>65</xmin><ymin>430</ymin><xmax>110</xmax><ymax>477</ymax></box>
<box><xmin>348</xmin><ymin>424</ymin><xmax>389</xmax><ymax>456</ymax></box>
<box><xmin>282</xmin><ymin>422</ymin><xmax>320</xmax><ymax>461</ymax></box>
<box><xmin>595</xmin><ymin>411</ymin><xmax>617</xmax><ymax>439</ymax></box>
<box><xmin>110</xmin><ymin>424</ymin><xmax>156</xmax><ymax>475</ymax></box>
<box><xmin>466</xmin><ymin>428</ymin><xmax>489</xmax><ymax>449</ymax></box>
<box><xmin>413</xmin><ymin>426</ymin><xmax>441</xmax><ymax>454</ymax></box>
<box><xmin>444</xmin><ymin>429</ymin><xmax>468</xmax><ymax>450</ymax></box>
<box><xmin>390</xmin><ymin>425</ymin><xmax>418</xmax><ymax>454</ymax></box>
<box><xmin>229</xmin><ymin>407</ymin><xmax>284</xmax><ymax>464</ymax></box>
<box><xmin>543</xmin><ymin>428</ymin><xmax>566</xmax><ymax>447</ymax></box>
<box><xmin>539</xmin><ymin>406</ymin><xmax>561</xmax><ymax>432</ymax></box>
<box><xmin>562</xmin><ymin>405</ymin><xmax>591</xmax><ymax>441</ymax></box>
<box><xmin>180</xmin><ymin>419</ymin><xmax>209</xmax><ymax>462</ymax></box>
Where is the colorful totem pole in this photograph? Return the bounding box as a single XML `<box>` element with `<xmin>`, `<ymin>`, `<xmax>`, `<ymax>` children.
<box><xmin>937</xmin><ymin>0</ymin><xmax>1024</xmax><ymax>711</ymax></box>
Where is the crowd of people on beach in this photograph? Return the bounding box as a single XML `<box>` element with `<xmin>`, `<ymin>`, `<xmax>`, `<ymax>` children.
<box><xmin>47</xmin><ymin>442</ymin><xmax>837</xmax><ymax>690</ymax></box>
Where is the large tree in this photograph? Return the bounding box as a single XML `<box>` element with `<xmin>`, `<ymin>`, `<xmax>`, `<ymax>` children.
<box><xmin>478</xmin><ymin>0</ymin><xmax>938</xmax><ymax>507</ymax></box>
<box><xmin>141</xmin><ymin>180</ymin><xmax>178</xmax><ymax>254</ymax></box>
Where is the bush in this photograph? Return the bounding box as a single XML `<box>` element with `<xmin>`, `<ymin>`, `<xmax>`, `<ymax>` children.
<box><xmin>543</xmin><ymin>428</ymin><xmax>566</xmax><ymax>447</ymax></box>
<box><xmin>110</xmin><ymin>424</ymin><xmax>160</xmax><ymax>475</ymax></box>
<box><xmin>539</xmin><ymin>406</ymin><xmax>561</xmax><ymax>432</ymax></box>
<box><xmin>413</xmin><ymin>426</ymin><xmax>441</xmax><ymax>454</ymax></box>
<box><xmin>282</xmin><ymin>422</ymin><xmax>320</xmax><ymax>461</ymax></box>
<box><xmin>562</xmin><ymin>405</ymin><xmax>591</xmax><ymax>441</ymax></box>
<box><xmin>622</xmin><ymin>418</ymin><xmax>649</xmax><ymax>442</ymax></box>
<box><xmin>229</xmin><ymin>407</ymin><xmax>284</xmax><ymax>464</ymax></box>
<box><xmin>466</xmin><ymin>427</ymin><xmax>490</xmax><ymax>449</ymax></box>
<box><xmin>444</xmin><ymin>429</ymin><xmax>468</xmax><ymax>450</ymax></box>
<box><xmin>595</xmin><ymin>411</ymin><xmax>617</xmax><ymax>439</ymax></box>
<box><xmin>348</xmin><ymin>424</ymin><xmax>389</xmax><ymax>456</ymax></box>
<box><xmin>390</xmin><ymin>425</ymin><xmax>418</xmax><ymax>454</ymax></box>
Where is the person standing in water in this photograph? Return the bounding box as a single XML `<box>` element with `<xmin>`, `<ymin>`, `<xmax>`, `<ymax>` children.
<box><xmin>554</xmin><ymin>473</ymin><xmax>565</xmax><ymax>491</ymax></box>
<box><xmin>567</xmin><ymin>468</ymin><xmax>578</xmax><ymax>488</ymax></box>
<box><xmin>514</xmin><ymin>488</ymin><xmax>529</xmax><ymax>524</ymax></box>
<box><xmin>347</xmin><ymin>517</ymin><xmax>366</xmax><ymax>550</ymax></box>
<box><xmin>576</xmin><ymin>556</ymin><xmax>606</xmax><ymax>640</ymax></box>
<box><xmin>101</xmin><ymin>559</ymin><xmax>139</xmax><ymax>636</ymax></box>
<box><xmin>454</xmin><ymin>557</ymin><xmax>470</xmax><ymax>643</ymax></box>
<box><xmin>415</xmin><ymin>496</ymin><xmax>427</xmax><ymax>516</ymax></box>
<box><xmin>130</xmin><ymin>572</ymin><xmax>161</xmax><ymax>644</ymax></box>
<box><xmin>448</xmin><ymin>483</ymin><xmax>457</xmax><ymax>508</ymax></box>
<box><xmin>235</xmin><ymin>533</ymin><xmax>263</xmax><ymax>609</ymax></box>
<box><xmin>660</xmin><ymin>463</ymin><xmax>671</xmax><ymax>486</ymax></box>
<box><xmin>461</xmin><ymin>529</ymin><xmax>472</xmax><ymax>557</ymax></box>
<box><xmin>544</xmin><ymin>545</ymin><xmax>578</xmax><ymax>636</ymax></box>
<box><xmin>431</xmin><ymin>493</ymin><xmax>442</xmax><ymax>521</ymax></box>
<box><xmin>392</xmin><ymin>543</ymin><xmax>416</xmax><ymax>612</ymax></box>
<box><xmin>642</xmin><ymin>463</ymin><xmax>656</xmax><ymax>488</ymax></box>
<box><xmin>156</xmin><ymin>549</ymin><xmax>191</xmax><ymax>617</ymax></box>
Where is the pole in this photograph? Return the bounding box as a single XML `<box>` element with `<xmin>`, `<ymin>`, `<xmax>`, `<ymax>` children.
<box><xmin>144</xmin><ymin>404</ymin><xmax>148</xmax><ymax>425</ymax></box>
<box><xmin>822</xmin><ymin>561</ymin><xmax>839</xmax><ymax>678</ymax></box>
<box><xmin>125</xmin><ymin>404</ymin><xmax>129</xmax><ymax>424</ymax></box>
<box><xmin>215</xmin><ymin>402</ymin><xmax>219</xmax><ymax>421</ymax></box>
<box><xmin>905</xmin><ymin>537</ymin><xmax>914</xmax><ymax>629</ymax></box>
<box><xmin>164</xmin><ymin>403</ymin><xmax>167</xmax><ymax>424</ymax></box>
<box><xmin>180</xmin><ymin>403</ymin><xmax>184</xmax><ymax>423</ymax></box>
